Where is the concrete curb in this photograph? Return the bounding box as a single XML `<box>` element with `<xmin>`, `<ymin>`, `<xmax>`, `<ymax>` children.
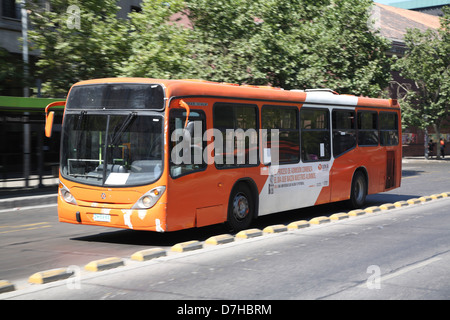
<box><xmin>394</xmin><ymin>201</ymin><xmax>409</xmax><ymax>208</ymax></box>
<box><xmin>309</xmin><ymin>216</ymin><xmax>330</xmax><ymax>224</ymax></box>
<box><xmin>263</xmin><ymin>224</ymin><xmax>288</xmax><ymax>234</ymax></box>
<box><xmin>330</xmin><ymin>213</ymin><xmax>349</xmax><ymax>220</ymax></box>
<box><xmin>419</xmin><ymin>196</ymin><xmax>433</xmax><ymax>202</ymax></box>
<box><xmin>407</xmin><ymin>198</ymin><xmax>421</xmax><ymax>205</ymax></box>
<box><xmin>348</xmin><ymin>209</ymin><xmax>366</xmax><ymax>217</ymax></box>
<box><xmin>379</xmin><ymin>203</ymin><xmax>396</xmax><ymax>210</ymax></box>
<box><xmin>205</xmin><ymin>234</ymin><xmax>235</xmax><ymax>245</ymax></box>
<box><xmin>171</xmin><ymin>240</ymin><xmax>203</xmax><ymax>253</ymax></box>
<box><xmin>84</xmin><ymin>257</ymin><xmax>124</xmax><ymax>272</ymax></box>
<box><xmin>131</xmin><ymin>248</ymin><xmax>166</xmax><ymax>261</ymax></box>
<box><xmin>0</xmin><ymin>280</ymin><xmax>15</xmax><ymax>294</ymax></box>
<box><xmin>0</xmin><ymin>194</ymin><xmax>58</xmax><ymax>210</ymax></box>
<box><xmin>236</xmin><ymin>228</ymin><xmax>263</xmax><ymax>239</ymax></box>
<box><xmin>28</xmin><ymin>268</ymin><xmax>74</xmax><ymax>284</ymax></box>
<box><xmin>364</xmin><ymin>206</ymin><xmax>382</xmax><ymax>213</ymax></box>
<box><xmin>287</xmin><ymin>220</ymin><xmax>310</xmax><ymax>229</ymax></box>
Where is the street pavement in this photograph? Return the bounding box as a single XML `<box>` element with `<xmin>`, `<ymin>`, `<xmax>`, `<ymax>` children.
<box><xmin>0</xmin><ymin>157</ymin><xmax>449</xmax><ymax>300</ymax></box>
<box><xmin>2</xmin><ymin>195</ymin><xmax>450</xmax><ymax>300</ymax></box>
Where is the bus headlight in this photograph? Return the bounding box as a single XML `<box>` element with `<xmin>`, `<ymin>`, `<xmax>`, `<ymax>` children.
<box><xmin>59</xmin><ymin>182</ymin><xmax>77</xmax><ymax>205</ymax></box>
<box><xmin>132</xmin><ymin>186</ymin><xmax>166</xmax><ymax>209</ymax></box>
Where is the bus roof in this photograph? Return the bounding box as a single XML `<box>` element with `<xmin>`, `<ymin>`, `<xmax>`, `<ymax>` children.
<box><xmin>72</xmin><ymin>78</ymin><xmax>400</xmax><ymax>109</ymax></box>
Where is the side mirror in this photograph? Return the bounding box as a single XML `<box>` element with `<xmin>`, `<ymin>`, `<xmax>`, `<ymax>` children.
<box><xmin>44</xmin><ymin>101</ymin><xmax>66</xmax><ymax>138</ymax></box>
<box><xmin>45</xmin><ymin>111</ymin><xmax>55</xmax><ymax>138</ymax></box>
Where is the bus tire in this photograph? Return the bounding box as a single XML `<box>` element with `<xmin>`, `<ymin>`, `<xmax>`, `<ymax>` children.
<box><xmin>349</xmin><ymin>170</ymin><xmax>367</xmax><ymax>208</ymax></box>
<box><xmin>226</xmin><ymin>184</ymin><xmax>254</xmax><ymax>232</ymax></box>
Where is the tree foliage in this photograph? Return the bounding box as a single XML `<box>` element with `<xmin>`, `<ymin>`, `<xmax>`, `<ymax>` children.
<box><xmin>0</xmin><ymin>48</ymin><xmax>27</xmax><ymax>96</ymax></box>
<box><xmin>120</xmin><ymin>0</ymin><xmax>194</xmax><ymax>79</ymax></box>
<box><xmin>27</xmin><ymin>0</ymin><xmax>131</xmax><ymax>97</ymax></box>
<box><xmin>393</xmin><ymin>6</ymin><xmax>449</xmax><ymax>155</ymax></box>
<box><xmin>126</xmin><ymin>0</ymin><xmax>391</xmax><ymax>95</ymax></box>
<box><xmin>28</xmin><ymin>0</ymin><xmax>391</xmax><ymax>97</ymax></box>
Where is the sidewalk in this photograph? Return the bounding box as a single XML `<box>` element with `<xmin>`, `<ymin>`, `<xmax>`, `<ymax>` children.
<box><xmin>402</xmin><ymin>156</ymin><xmax>450</xmax><ymax>164</ymax></box>
<box><xmin>0</xmin><ymin>176</ymin><xmax>58</xmax><ymax>210</ymax></box>
<box><xmin>0</xmin><ymin>157</ymin><xmax>448</xmax><ymax>210</ymax></box>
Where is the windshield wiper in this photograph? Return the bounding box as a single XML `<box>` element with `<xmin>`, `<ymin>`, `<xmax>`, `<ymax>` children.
<box><xmin>110</xmin><ymin>112</ymin><xmax>137</xmax><ymax>146</ymax></box>
<box><xmin>101</xmin><ymin>112</ymin><xmax>137</xmax><ymax>186</ymax></box>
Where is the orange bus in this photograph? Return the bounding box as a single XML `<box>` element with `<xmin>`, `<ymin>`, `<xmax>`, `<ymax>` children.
<box><xmin>45</xmin><ymin>78</ymin><xmax>401</xmax><ymax>232</ymax></box>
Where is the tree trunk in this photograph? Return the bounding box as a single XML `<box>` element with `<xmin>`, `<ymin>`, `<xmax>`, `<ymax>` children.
<box><xmin>433</xmin><ymin>124</ymin><xmax>441</xmax><ymax>159</ymax></box>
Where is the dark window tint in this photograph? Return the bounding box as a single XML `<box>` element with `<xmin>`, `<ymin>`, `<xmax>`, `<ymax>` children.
<box><xmin>213</xmin><ymin>103</ymin><xmax>258</xmax><ymax>168</ymax></box>
<box><xmin>357</xmin><ymin>111</ymin><xmax>378</xmax><ymax>146</ymax></box>
<box><xmin>380</xmin><ymin>112</ymin><xmax>399</xmax><ymax>146</ymax></box>
<box><xmin>332</xmin><ymin>110</ymin><xmax>356</xmax><ymax>157</ymax></box>
<box><xmin>301</xmin><ymin>108</ymin><xmax>330</xmax><ymax>161</ymax></box>
<box><xmin>262</xmin><ymin>106</ymin><xmax>299</xmax><ymax>164</ymax></box>
<box><xmin>67</xmin><ymin>84</ymin><xmax>165</xmax><ymax>110</ymax></box>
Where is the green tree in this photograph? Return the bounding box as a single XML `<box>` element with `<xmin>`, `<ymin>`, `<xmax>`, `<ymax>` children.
<box><xmin>119</xmin><ymin>0</ymin><xmax>194</xmax><ymax>79</ymax></box>
<box><xmin>27</xmin><ymin>0</ymin><xmax>131</xmax><ymax>97</ymax></box>
<box><xmin>184</xmin><ymin>0</ymin><xmax>390</xmax><ymax>95</ymax></box>
<box><xmin>28</xmin><ymin>0</ymin><xmax>391</xmax><ymax>97</ymax></box>
<box><xmin>0</xmin><ymin>48</ymin><xmax>28</xmax><ymax>96</ymax></box>
<box><xmin>394</xmin><ymin>6</ymin><xmax>450</xmax><ymax>158</ymax></box>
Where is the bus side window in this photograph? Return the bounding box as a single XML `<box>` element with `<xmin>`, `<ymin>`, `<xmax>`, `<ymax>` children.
<box><xmin>380</xmin><ymin>112</ymin><xmax>399</xmax><ymax>146</ymax></box>
<box><xmin>262</xmin><ymin>105</ymin><xmax>300</xmax><ymax>164</ymax></box>
<box><xmin>169</xmin><ymin>109</ymin><xmax>206</xmax><ymax>178</ymax></box>
<box><xmin>332</xmin><ymin>109</ymin><xmax>356</xmax><ymax>157</ymax></box>
<box><xmin>300</xmin><ymin>108</ymin><xmax>331</xmax><ymax>162</ymax></box>
<box><xmin>213</xmin><ymin>102</ymin><xmax>258</xmax><ymax>168</ymax></box>
<box><xmin>357</xmin><ymin>111</ymin><xmax>379</xmax><ymax>146</ymax></box>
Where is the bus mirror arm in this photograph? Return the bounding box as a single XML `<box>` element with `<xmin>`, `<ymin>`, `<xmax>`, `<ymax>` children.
<box><xmin>179</xmin><ymin>99</ymin><xmax>190</xmax><ymax>128</ymax></box>
<box><xmin>44</xmin><ymin>101</ymin><xmax>65</xmax><ymax>138</ymax></box>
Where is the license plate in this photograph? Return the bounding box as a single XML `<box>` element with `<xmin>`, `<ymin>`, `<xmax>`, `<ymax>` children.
<box><xmin>93</xmin><ymin>214</ymin><xmax>111</xmax><ymax>222</ymax></box>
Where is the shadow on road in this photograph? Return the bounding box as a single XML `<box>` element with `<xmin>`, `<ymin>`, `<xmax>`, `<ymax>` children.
<box><xmin>71</xmin><ymin>192</ymin><xmax>421</xmax><ymax>248</ymax></box>
<box><xmin>402</xmin><ymin>170</ymin><xmax>425</xmax><ymax>178</ymax></box>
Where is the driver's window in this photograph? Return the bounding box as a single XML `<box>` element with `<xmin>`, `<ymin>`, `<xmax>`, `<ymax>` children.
<box><xmin>169</xmin><ymin>109</ymin><xmax>206</xmax><ymax>178</ymax></box>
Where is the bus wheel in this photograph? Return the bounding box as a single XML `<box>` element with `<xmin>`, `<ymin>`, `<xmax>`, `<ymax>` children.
<box><xmin>226</xmin><ymin>184</ymin><xmax>254</xmax><ymax>232</ymax></box>
<box><xmin>349</xmin><ymin>171</ymin><xmax>367</xmax><ymax>208</ymax></box>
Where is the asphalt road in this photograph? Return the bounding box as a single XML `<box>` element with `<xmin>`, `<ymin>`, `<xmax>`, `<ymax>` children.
<box><xmin>1</xmin><ymin>159</ymin><xmax>449</xmax><ymax>300</ymax></box>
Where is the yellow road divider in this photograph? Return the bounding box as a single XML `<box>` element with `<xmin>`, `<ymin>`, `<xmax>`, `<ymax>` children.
<box><xmin>407</xmin><ymin>198</ymin><xmax>421</xmax><ymax>205</ymax></box>
<box><xmin>131</xmin><ymin>248</ymin><xmax>166</xmax><ymax>261</ymax></box>
<box><xmin>309</xmin><ymin>216</ymin><xmax>330</xmax><ymax>224</ymax></box>
<box><xmin>236</xmin><ymin>228</ymin><xmax>263</xmax><ymax>239</ymax></box>
<box><xmin>171</xmin><ymin>240</ymin><xmax>203</xmax><ymax>253</ymax></box>
<box><xmin>330</xmin><ymin>213</ymin><xmax>349</xmax><ymax>220</ymax></box>
<box><xmin>379</xmin><ymin>203</ymin><xmax>395</xmax><ymax>210</ymax></box>
<box><xmin>263</xmin><ymin>224</ymin><xmax>288</xmax><ymax>234</ymax></box>
<box><xmin>84</xmin><ymin>257</ymin><xmax>124</xmax><ymax>272</ymax></box>
<box><xmin>28</xmin><ymin>268</ymin><xmax>74</xmax><ymax>284</ymax></box>
<box><xmin>205</xmin><ymin>234</ymin><xmax>234</xmax><ymax>245</ymax></box>
<box><xmin>348</xmin><ymin>209</ymin><xmax>365</xmax><ymax>217</ymax></box>
<box><xmin>0</xmin><ymin>280</ymin><xmax>15</xmax><ymax>293</ymax></box>
<box><xmin>365</xmin><ymin>206</ymin><xmax>382</xmax><ymax>213</ymax></box>
<box><xmin>287</xmin><ymin>220</ymin><xmax>310</xmax><ymax>230</ymax></box>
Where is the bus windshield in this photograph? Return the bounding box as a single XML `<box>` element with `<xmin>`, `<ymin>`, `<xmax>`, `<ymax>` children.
<box><xmin>60</xmin><ymin>112</ymin><xmax>163</xmax><ymax>187</ymax></box>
